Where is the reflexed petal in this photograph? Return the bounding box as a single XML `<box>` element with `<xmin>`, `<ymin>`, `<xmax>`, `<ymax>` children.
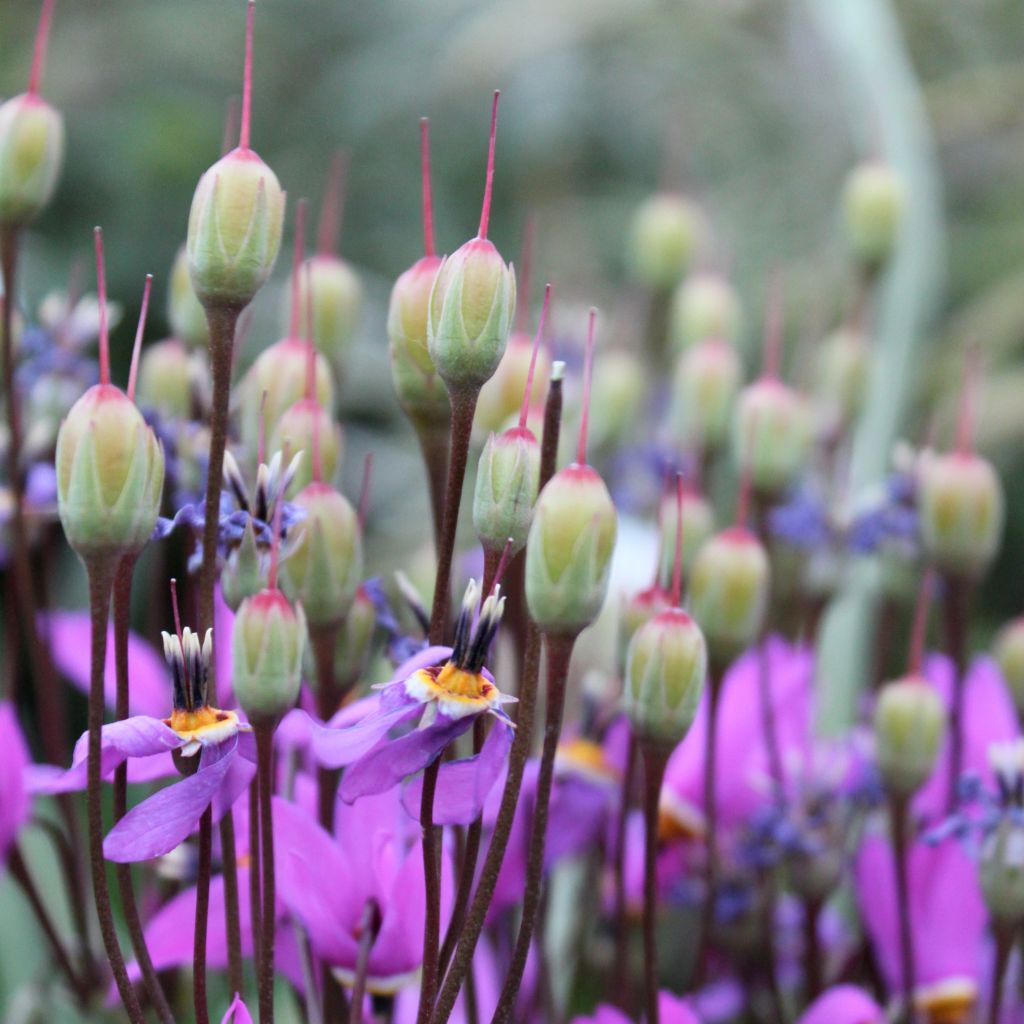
<box><xmin>0</xmin><ymin>702</ymin><xmax>31</xmax><ymax>865</ymax></box>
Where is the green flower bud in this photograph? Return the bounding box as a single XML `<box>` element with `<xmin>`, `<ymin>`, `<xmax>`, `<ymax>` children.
<box><xmin>331</xmin><ymin>584</ymin><xmax>377</xmax><ymax>691</ymax></box>
<box><xmin>669</xmin><ymin>272</ymin><xmax>742</xmax><ymax>351</ymax></box>
<box><xmin>473</xmin><ymin>426</ymin><xmax>540</xmax><ymax>557</ymax></box>
<box><xmin>525</xmin><ymin>464</ymin><xmax>618</xmax><ymax>637</ymax></box>
<box><xmin>135</xmin><ymin>338</ymin><xmax>193</xmax><ymax>420</ymax></box>
<box><xmin>619</xmin><ymin>583</ymin><xmax>671</xmax><ymax>672</ymax></box>
<box><xmin>587</xmin><ymin>350</ymin><xmax>645</xmax><ymax>454</ymax></box>
<box><xmin>670</xmin><ymin>338</ymin><xmax>741</xmax><ymax>454</ymax></box>
<box><xmin>689</xmin><ymin>528</ymin><xmax>769</xmax><ymax>670</ymax></box>
<box><xmin>232</xmin><ymin>588</ymin><xmax>306</xmax><ymax>726</ymax></box>
<box><xmin>280</xmin><ymin>483</ymin><xmax>362</xmax><ymax>629</ymax></box>
<box><xmin>624</xmin><ymin>608</ymin><xmax>707</xmax><ymax>748</ymax></box>
<box><xmin>815</xmin><ymin>327</ymin><xmax>870</xmax><ymax>431</ymax></box>
<box><xmin>980</xmin><ymin>742</ymin><xmax>1024</xmax><ymax>926</ymax></box>
<box><xmin>627</xmin><ymin>193</ymin><xmax>702</xmax><ymax>290</ymax></box>
<box><xmin>168</xmin><ymin>244</ymin><xmax>210</xmax><ymax>350</ymax></box>
<box><xmin>56</xmin><ymin>384</ymin><xmax>165</xmax><ymax>561</ymax></box>
<box><xmin>388</xmin><ymin>254</ymin><xmax>449</xmax><ymax>429</ymax></box>
<box><xmin>918</xmin><ymin>451</ymin><xmax>1003</xmax><ymax>580</ymax></box>
<box><xmin>475</xmin><ymin>330</ymin><xmax>551</xmax><ymax>435</ymax></box>
<box><xmin>221</xmin><ymin>519</ymin><xmax>267</xmax><ymax>612</ymax></box>
<box><xmin>842</xmin><ymin>160</ymin><xmax>905</xmax><ymax>272</ymax></box>
<box><xmin>294</xmin><ymin>255</ymin><xmax>362</xmax><ymax>378</ymax></box>
<box><xmin>873</xmin><ymin>675</ymin><xmax>945</xmax><ymax>799</ymax></box>
<box><xmin>733</xmin><ymin>379</ymin><xmax>812</xmax><ymax>498</ymax></box>
<box><xmin>428</xmin><ymin>238</ymin><xmax>516</xmax><ymax>392</ymax></box>
<box><xmin>187</xmin><ymin>148</ymin><xmax>285</xmax><ymax>312</ymax></box>
<box><xmin>995</xmin><ymin>618</ymin><xmax>1024</xmax><ymax>720</ymax></box>
<box><xmin>0</xmin><ymin>94</ymin><xmax>64</xmax><ymax>226</ymax></box>
<box><xmin>657</xmin><ymin>486</ymin><xmax>715</xmax><ymax>592</ymax></box>
<box><xmin>269</xmin><ymin>399</ymin><xmax>342</xmax><ymax>497</ymax></box>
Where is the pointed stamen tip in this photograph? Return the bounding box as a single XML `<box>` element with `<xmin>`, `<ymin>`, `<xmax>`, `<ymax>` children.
<box><xmin>551</xmin><ymin>360</ymin><xmax>566</xmax><ymax>383</ymax></box>
<box><xmin>93</xmin><ymin>226</ymin><xmax>110</xmax><ymax>386</ymax></box>
<box><xmin>477</xmin><ymin>90</ymin><xmax>501</xmax><ymax>240</ymax></box>
<box><xmin>28</xmin><ymin>0</ymin><xmax>57</xmax><ymax>96</ymax></box>
<box><xmin>239</xmin><ymin>0</ymin><xmax>256</xmax><ymax>150</ymax></box>
<box><xmin>127</xmin><ymin>273</ymin><xmax>154</xmax><ymax>403</ymax></box>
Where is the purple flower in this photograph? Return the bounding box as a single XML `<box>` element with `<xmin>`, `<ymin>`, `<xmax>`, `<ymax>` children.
<box><xmin>570</xmin><ymin>992</ymin><xmax>701</xmax><ymax>1023</ymax></box>
<box><xmin>0</xmin><ymin>702</ymin><xmax>31</xmax><ymax>869</ymax></box>
<box><xmin>795</xmin><ymin>985</ymin><xmax>883</xmax><ymax>1024</ymax></box>
<box><xmin>221</xmin><ymin>994</ymin><xmax>253</xmax><ymax>1024</ymax></box>
<box><xmin>312</xmin><ymin>582</ymin><xmax>515</xmax><ymax>825</ymax></box>
<box><xmin>768</xmin><ymin>484</ymin><xmax>831</xmax><ymax>550</ymax></box>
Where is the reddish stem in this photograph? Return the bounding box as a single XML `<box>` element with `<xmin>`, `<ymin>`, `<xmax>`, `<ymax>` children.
<box><xmin>239</xmin><ymin>0</ymin><xmax>255</xmax><ymax>150</ymax></box>
<box><xmin>576</xmin><ymin>308</ymin><xmax>597</xmax><ymax>466</ymax></box>
<box><xmin>28</xmin><ymin>0</ymin><xmax>56</xmax><ymax>96</ymax></box>
<box><xmin>93</xmin><ymin>227</ymin><xmax>110</xmax><ymax>386</ymax></box>
<box><xmin>477</xmin><ymin>91</ymin><xmax>500</xmax><ymax>240</ymax></box>
<box><xmin>420</xmin><ymin>118</ymin><xmax>435</xmax><ymax>258</ymax></box>
<box><xmin>518</xmin><ymin>283</ymin><xmax>551</xmax><ymax>430</ymax></box>
<box><xmin>317</xmin><ymin>150</ymin><xmax>347</xmax><ymax>258</ymax></box>
<box><xmin>906</xmin><ymin>569</ymin><xmax>935</xmax><ymax>676</ymax></box>
<box><xmin>126</xmin><ymin>274</ymin><xmax>153</xmax><ymax>402</ymax></box>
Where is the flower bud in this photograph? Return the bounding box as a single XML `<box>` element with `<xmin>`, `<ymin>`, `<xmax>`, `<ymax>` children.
<box><xmin>187</xmin><ymin>147</ymin><xmax>285</xmax><ymax>312</ymax></box>
<box><xmin>388</xmin><ymin>255</ymin><xmax>449</xmax><ymax>429</ymax></box>
<box><xmin>135</xmin><ymin>338</ymin><xmax>193</xmax><ymax>420</ymax></box>
<box><xmin>980</xmin><ymin>817</ymin><xmax>1024</xmax><ymax>928</ymax></box>
<box><xmin>624</xmin><ymin>608</ymin><xmax>707</xmax><ymax>748</ymax></box>
<box><xmin>873</xmin><ymin>676</ymin><xmax>945</xmax><ymax>799</ymax></box>
<box><xmin>995</xmin><ymin>618</ymin><xmax>1024</xmax><ymax>719</ymax></box>
<box><xmin>269</xmin><ymin>399</ymin><xmax>342</xmax><ymax>496</ymax></box>
<box><xmin>428</xmin><ymin>238</ymin><xmax>516</xmax><ymax>392</ymax></box>
<box><xmin>627</xmin><ymin>193</ymin><xmax>702</xmax><ymax>290</ymax></box>
<box><xmin>669</xmin><ymin>272</ymin><xmax>742</xmax><ymax>351</ymax></box>
<box><xmin>475</xmin><ymin>330</ymin><xmax>551</xmax><ymax>434</ymax></box>
<box><xmin>586</xmin><ymin>350</ymin><xmax>645</xmax><ymax>455</ymax></box>
<box><xmin>657</xmin><ymin>486</ymin><xmax>715</xmax><ymax>592</ymax></box>
<box><xmin>330</xmin><ymin>584</ymin><xmax>377</xmax><ymax>691</ymax></box>
<box><xmin>732</xmin><ymin>379</ymin><xmax>812</xmax><ymax>498</ymax></box>
<box><xmin>689</xmin><ymin>528</ymin><xmax>769</xmax><ymax>670</ymax></box>
<box><xmin>525</xmin><ymin>464</ymin><xmax>618</xmax><ymax>637</ymax></box>
<box><xmin>232</xmin><ymin>588</ymin><xmax>306</xmax><ymax>725</ymax></box>
<box><xmin>296</xmin><ymin>254</ymin><xmax>362</xmax><ymax>378</ymax></box>
<box><xmin>0</xmin><ymin>93</ymin><xmax>64</xmax><ymax>227</ymax></box>
<box><xmin>221</xmin><ymin>519</ymin><xmax>267</xmax><ymax>612</ymax></box>
<box><xmin>473</xmin><ymin>426</ymin><xmax>540</xmax><ymax>557</ymax></box>
<box><xmin>670</xmin><ymin>338</ymin><xmax>741</xmax><ymax>454</ymax></box>
<box><xmin>814</xmin><ymin>327</ymin><xmax>870</xmax><ymax>431</ymax></box>
<box><xmin>280</xmin><ymin>483</ymin><xmax>362</xmax><ymax>629</ymax></box>
<box><xmin>918</xmin><ymin>451</ymin><xmax>1003</xmax><ymax>581</ymax></box>
<box><xmin>56</xmin><ymin>384</ymin><xmax>165</xmax><ymax>560</ymax></box>
<box><xmin>168</xmin><ymin>245</ymin><xmax>210</xmax><ymax>350</ymax></box>
<box><xmin>619</xmin><ymin>584</ymin><xmax>671</xmax><ymax>668</ymax></box>
<box><xmin>842</xmin><ymin>160</ymin><xmax>904</xmax><ymax>272</ymax></box>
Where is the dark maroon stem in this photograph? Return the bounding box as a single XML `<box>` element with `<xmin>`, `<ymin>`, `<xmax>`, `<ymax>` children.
<box><xmin>989</xmin><ymin>923</ymin><xmax>1013</xmax><ymax>1024</ymax></box>
<box><xmin>350</xmin><ymin>899</ymin><xmax>382</xmax><ymax>1024</ymax></box>
<box><xmin>415</xmin><ymin>419</ymin><xmax>451</xmax><ymax>555</ymax></box>
<box><xmin>220</xmin><ymin>811</ymin><xmax>245</xmax><ymax>996</ymax></box>
<box><xmin>695</xmin><ymin>666</ymin><xmax>724</xmax><ymax>986</ymax></box>
<box><xmin>943</xmin><ymin>579</ymin><xmax>970</xmax><ymax>811</ymax></box>
<box><xmin>610</xmin><ymin>735</ymin><xmax>637</xmax><ymax>1007</ymax></box>
<box><xmin>803</xmin><ymin>898</ymin><xmax>823</xmax><ymax>1002</ymax></box>
<box><xmin>194</xmin><ymin>806</ymin><xmax>213</xmax><ymax>1024</ymax></box>
<box><xmin>416</xmin><ymin>758</ymin><xmax>443</xmax><ymax>1024</ymax></box>
<box><xmin>491</xmin><ymin>633</ymin><xmax>575</xmax><ymax>1023</ymax></box>
<box><xmin>889</xmin><ymin>797</ymin><xmax>915</xmax><ymax>1024</ymax></box>
<box><xmin>257</xmin><ymin>723</ymin><xmax>278</xmax><ymax>1023</ymax></box>
<box><xmin>427</xmin><ymin>387</ymin><xmax>479</xmax><ymax>645</ymax></box>
<box><xmin>86</xmin><ymin>562</ymin><xmax>145</xmax><ymax>1023</ymax></box>
<box><xmin>312</xmin><ymin>625</ymin><xmax>342</xmax><ymax>831</ymax></box>
<box><xmin>641</xmin><ymin>744</ymin><xmax>670</xmax><ymax>1024</ymax></box>
<box><xmin>249</xmin><ymin>780</ymin><xmax>263</xmax><ymax>965</ymax></box>
<box><xmin>481</xmin><ymin>547</ymin><xmax>502</xmax><ymax>603</ymax></box>
<box><xmin>113</xmin><ymin>555</ymin><xmax>175</xmax><ymax>1024</ymax></box>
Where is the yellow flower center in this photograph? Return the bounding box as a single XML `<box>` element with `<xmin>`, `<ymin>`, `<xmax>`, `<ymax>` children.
<box><xmin>405</xmin><ymin>663</ymin><xmax>501</xmax><ymax>720</ymax></box>
<box><xmin>555</xmin><ymin>738</ymin><xmax>617</xmax><ymax>784</ymax></box>
<box><xmin>658</xmin><ymin>790</ymin><xmax>705</xmax><ymax>842</ymax></box>
<box><xmin>164</xmin><ymin>706</ymin><xmax>245</xmax><ymax>756</ymax></box>
<box><xmin>915</xmin><ymin>978</ymin><xmax>977</xmax><ymax>1024</ymax></box>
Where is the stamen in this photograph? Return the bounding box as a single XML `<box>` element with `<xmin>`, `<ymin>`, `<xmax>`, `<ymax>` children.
<box><xmin>477</xmin><ymin>91</ymin><xmax>500</xmax><ymax>240</ymax></box>
<box><xmin>169</xmin><ymin>578</ymin><xmax>191</xmax><ymax>707</ymax></box>
<box><xmin>420</xmin><ymin>118</ymin><xmax>435</xmax><ymax>258</ymax></box>
<box><xmin>93</xmin><ymin>227</ymin><xmax>110</xmax><ymax>386</ymax></box>
<box><xmin>518</xmin><ymin>283</ymin><xmax>551</xmax><ymax>431</ymax></box>
<box><xmin>238</xmin><ymin>0</ymin><xmax>255</xmax><ymax>151</ymax></box>
<box><xmin>576</xmin><ymin>308</ymin><xmax>597</xmax><ymax>466</ymax></box>
<box><xmin>317</xmin><ymin>150</ymin><xmax>347</xmax><ymax>258</ymax></box>
<box><xmin>126</xmin><ymin>274</ymin><xmax>153</xmax><ymax>403</ymax></box>
<box><xmin>222</xmin><ymin>449</ymin><xmax>250</xmax><ymax>511</ymax></box>
<box><xmin>451</xmin><ymin>580</ymin><xmax>480</xmax><ymax>666</ymax></box>
<box><xmin>28</xmin><ymin>0</ymin><xmax>57</xmax><ymax>97</ymax></box>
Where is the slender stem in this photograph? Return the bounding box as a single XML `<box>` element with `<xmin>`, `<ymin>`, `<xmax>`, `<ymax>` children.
<box><xmin>481</xmin><ymin>547</ymin><xmax>502</xmax><ymax>603</ymax></box>
<box><xmin>491</xmin><ymin>633</ymin><xmax>574</xmax><ymax>1023</ymax></box>
<box><xmin>85</xmin><ymin>562</ymin><xmax>145</xmax><ymax>1023</ymax></box>
<box><xmin>113</xmin><ymin>555</ymin><xmax>176</xmax><ymax>1024</ymax></box>
<box><xmin>610</xmin><ymin>735</ymin><xmax>637</xmax><ymax>1008</ymax></box>
<box><xmin>350</xmin><ymin>899</ymin><xmax>382</xmax><ymax>1024</ymax></box>
<box><xmin>219</xmin><ymin>811</ymin><xmax>245</xmax><ymax>995</ymax></box>
<box><xmin>989</xmin><ymin>923</ymin><xmax>1014</xmax><ymax>1024</ymax></box>
<box><xmin>641</xmin><ymin>745</ymin><xmax>669</xmax><ymax>1024</ymax></box>
<box><xmin>312</xmin><ymin>625</ymin><xmax>342</xmax><ymax>831</ymax></box>
<box><xmin>249</xmin><ymin>779</ymin><xmax>263</xmax><ymax>966</ymax></box>
<box><xmin>427</xmin><ymin>388</ymin><xmax>479</xmax><ymax>645</ymax></box>
<box><xmin>695</xmin><ymin>668</ymin><xmax>723</xmax><ymax>986</ymax></box>
<box><xmin>430</xmin><ymin>375</ymin><xmax>563</xmax><ymax>1024</ymax></box>
<box><xmin>414</xmin><ymin>419</ymin><xmax>450</xmax><ymax>555</ymax></box>
<box><xmin>416</xmin><ymin>758</ymin><xmax>443</xmax><ymax>1024</ymax></box>
<box><xmin>803</xmin><ymin>898</ymin><xmax>823</xmax><ymax>1002</ymax></box>
<box><xmin>194</xmin><ymin>806</ymin><xmax>213</xmax><ymax>1024</ymax></box>
<box><xmin>943</xmin><ymin>579</ymin><xmax>969</xmax><ymax>811</ymax></box>
<box><xmin>889</xmin><ymin>797</ymin><xmax>915</xmax><ymax>1024</ymax></box>
<box><xmin>257</xmin><ymin>724</ymin><xmax>278</xmax><ymax>1023</ymax></box>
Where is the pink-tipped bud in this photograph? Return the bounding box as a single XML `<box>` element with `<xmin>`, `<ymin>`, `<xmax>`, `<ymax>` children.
<box><xmin>842</xmin><ymin>159</ymin><xmax>905</xmax><ymax>272</ymax></box>
<box><xmin>873</xmin><ymin>675</ymin><xmax>945</xmax><ymax>799</ymax></box>
<box><xmin>656</xmin><ymin>483</ymin><xmax>715</xmax><ymax>593</ymax></box>
<box><xmin>270</xmin><ymin>398</ymin><xmax>342</xmax><ymax>497</ymax></box>
<box><xmin>168</xmin><ymin>245</ymin><xmax>210</xmax><ymax>350</ymax></box>
<box><xmin>670</xmin><ymin>337</ymin><xmax>742</xmax><ymax>454</ymax></box>
<box><xmin>732</xmin><ymin>378</ymin><xmax>812</xmax><ymax>498</ymax></box>
<box><xmin>814</xmin><ymin>326</ymin><xmax>871</xmax><ymax>432</ymax></box>
<box><xmin>628</xmin><ymin>192</ymin><xmax>703</xmax><ymax>291</ymax></box>
<box><xmin>670</xmin><ymin>272</ymin><xmax>743</xmax><ymax>351</ymax></box>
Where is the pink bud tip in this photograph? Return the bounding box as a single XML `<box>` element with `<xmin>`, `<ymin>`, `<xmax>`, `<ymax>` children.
<box><xmin>420</xmin><ymin>118</ymin><xmax>435</xmax><ymax>258</ymax></box>
<box><xmin>670</xmin><ymin>473</ymin><xmax>685</xmax><ymax>608</ymax></box>
<box><xmin>955</xmin><ymin>341</ymin><xmax>980</xmax><ymax>457</ymax></box>
<box><xmin>289</xmin><ymin>199</ymin><xmax>308</xmax><ymax>340</ymax></box>
<box><xmin>126</xmin><ymin>274</ymin><xmax>153</xmax><ymax>403</ymax></box>
<box><xmin>317</xmin><ymin>150</ymin><xmax>347</xmax><ymax>258</ymax></box>
<box><xmin>518</xmin><ymin>283</ymin><xmax>552</xmax><ymax>430</ymax></box>
<box><xmin>515</xmin><ymin>213</ymin><xmax>537</xmax><ymax>332</ymax></box>
<box><xmin>761</xmin><ymin>269</ymin><xmax>784</xmax><ymax>381</ymax></box>
<box><xmin>93</xmin><ymin>227</ymin><xmax>110</xmax><ymax>386</ymax></box>
<box><xmin>576</xmin><ymin>307</ymin><xmax>597</xmax><ymax>466</ymax></box>
<box><xmin>28</xmin><ymin>0</ymin><xmax>56</xmax><ymax>96</ymax></box>
<box><xmin>358</xmin><ymin>452</ymin><xmax>374</xmax><ymax>530</ymax></box>
<box><xmin>239</xmin><ymin>0</ymin><xmax>255</xmax><ymax>151</ymax></box>
<box><xmin>477</xmin><ymin>91</ymin><xmax>500</xmax><ymax>241</ymax></box>
<box><xmin>907</xmin><ymin>569</ymin><xmax>935</xmax><ymax>676</ymax></box>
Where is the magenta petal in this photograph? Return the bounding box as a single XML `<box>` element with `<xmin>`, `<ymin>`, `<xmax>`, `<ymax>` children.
<box><xmin>312</xmin><ymin>699</ymin><xmax>421</xmax><ymax>770</ymax></box>
<box><xmin>796</xmin><ymin>985</ymin><xmax>883</xmax><ymax>1024</ymax></box>
<box><xmin>340</xmin><ymin>714</ymin><xmax>473</xmax><ymax>804</ymax></box>
<box><xmin>103</xmin><ymin>739</ymin><xmax>237</xmax><ymax>862</ymax></box>
<box><xmin>221</xmin><ymin>993</ymin><xmax>254</xmax><ymax>1024</ymax></box>
<box><xmin>211</xmin><ymin>745</ymin><xmax>256</xmax><ymax>822</ymax></box>
<box><xmin>0</xmin><ymin>702</ymin><xmax>30</xmax><ymax>866</ymax></box>
<box><xmin>401</xmin><ymin>718</ymin><xmax>513</xmax><ymax>826</ymax></box>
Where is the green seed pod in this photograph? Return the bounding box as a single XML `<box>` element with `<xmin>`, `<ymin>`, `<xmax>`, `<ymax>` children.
<box><xmin>670</xmin><ymin>272</ymin><xmax>743</xmax><ymax>351</ymax></box>
<box><xmin>815</xmin><ymin>327</ymin><xmax>870</xmax><ymax>432</ymax></box>
<box><xmin>918</xmin><ymin>451</ymin><xmax>1004</xmax><ymax>581</ymax></box>
<box><xmin>689</xmin><ymin>528</ymin><xmax>769</xmax><ymax>671</ymax></box>
<box><xmin>388</xmin><ymin>254</ymin><xmax>449</xmax><ymax>430</ymax></box>
<box><xmin>135</xmin><ymin>338</ymin><xmax>193</xmax><ymax>420</ymax></box>
<box><xmin>657</xmin><ymin>486</ymin><xmax>715</xmax><ymax>592</ymax></box>
<box><xmin>842</xmin><ymin>160</ymin><xmax>905</xmax><ymax>272</ymax></box>
<box><xmin>873</xmin><ymin>675</ymin><xmax>945</xmax><ymax>799</ymax></box>
<box><xmin>525</xmin><ymin>463</ymin><xmax>618</xmax><ymax>637</ymax></box>
<box><xmin>624</xmin><ymin>607</ymin><xmax>707</xmax><ymax>748</ymax></box>
<box><xmin>428</xmin><ymin>237</ymin><xmax>516</xmax><ymax>392</ymax></box>
<box><xmin>295</xmin><ymin>254</ymin><xmax>362</xmax><ymax>379</ymax></box>
<box><xmin>732</xmin><ymin>379</ymin><xmax>812</xmax><ymax>499</ymax></box>
<box><xmin>56</xmin><ymin>384</ymin><xmax>165</xmax><ymax>561</ymax></box>
<box><xmin>168</xmin><ymin>245</ymin><xmax>210</xmax><ymax>351</ymax></box>
<box><xmin>475</xmin><ymin>330</ymin><xmax>550</xmax><ymax>435</ymax></box>
<box><xmin>280</xmin><ymin>483</ymin><xmax>362</xmax><ymax>629</ymax></box>
<box><xmin>0</xmin><ymin>93</ymin><xmax>64</xmax><ymax>227</ymax></box>
<box><xmin>670</xmin><ymin>338</ymin><xmax>742</xmax><ymax>454</ymax></box>
<box><xmin>232</xmin><ymin>587</ymin><xmax>306</xmax><ymax>726</ymax></box>
<box><xmin>473</xmin><ymin>426</ymin><xmax>540</xmax><ymax>557</ymax></box>
<box><xmin>269</xmin><ymin>399</ymin><xmax>342</xmax><ymax>496</ymax></box>
<box><xmin>627</xmin><ymin>193</ymin><xmax>702</xmax><ymax>291</ymax></box>
<box><xmin>995</xmin><ymin>618</ymin><xmax>1024</xmax><ymax>720</ymax></box>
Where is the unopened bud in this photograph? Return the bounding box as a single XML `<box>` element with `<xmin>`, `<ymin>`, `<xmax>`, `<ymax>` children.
<box><xmin>670</xmin><ymin>272</ymin><xmax>742</xmax><ymax>351</ymax></box>
<box><xmin>587</xmin><ymin>350</ymin><xmax>646</xmax><ymax>454</ymax></box>
<box><xmin>657</xmin><ymin>486</ymin><xmax>714</xmax><ymax>591</ymax></box>
<box><xmin>995</xmin><ymin>618</ymin><xmax>1024</xmax><ymax>720</ymax></box>
<box><xmin>221</xmin><ymin>519</ymin><xmax>267</xmax><ymax>612</ymax></box>
<box><xmin>815</xmin><ymin>327</ymin><xmax>870</xmax><ymax>431</ymax></box>
<box><xmin>733</xmin><ymin>379</ymin><xmax>812</xmax><ymax>498</ymax></box>
<box><xmin>670</xmin><ymin>339</ymin><xmax>741</xmax><ymax>454</ymax></box>
<box><xmin>873</xmin><ymin>676</ymin><xmax>945</xmax><ymax>799</ymax></box>
<box><xmin>168</xmin><ymin>245</ymin><xmax>210</xmax><ymax>350</ymax></box>
<box><xmin>296</xmin><ymin>254</ymin><xmax>362</xmax><ymax>378</ymax></box>
<box><xmin>473</xmin><ymin>427</ymin><xmax>540</xmax><ymax>557</ymax></box>
<box><xmin>842</xmin><ymin>160</ymin><xmax>904</xmax><ymax>272</ymax></box>
<box><xmin>0</xmin><ymin>93</ymin><xmax>64</xmax><ymax>227</ymax></box>
<box><xmin>269</xmin><ymin>399</ymin><xmax>342</xmax><ymax>496</ymax></box>
<box><xmin>475</xmin><ymin>330</ymin><xmax>551</xmax><ymax>434</ymax></box>
<box><xmin>628</xmin><ymin>193</ymin><xmax>702</xmax><ymax>290</ymax></box>
<box><xmin>135</xmin><ymin>338</ymin><xmax>193</xmax><ymax>420</ymax></box>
